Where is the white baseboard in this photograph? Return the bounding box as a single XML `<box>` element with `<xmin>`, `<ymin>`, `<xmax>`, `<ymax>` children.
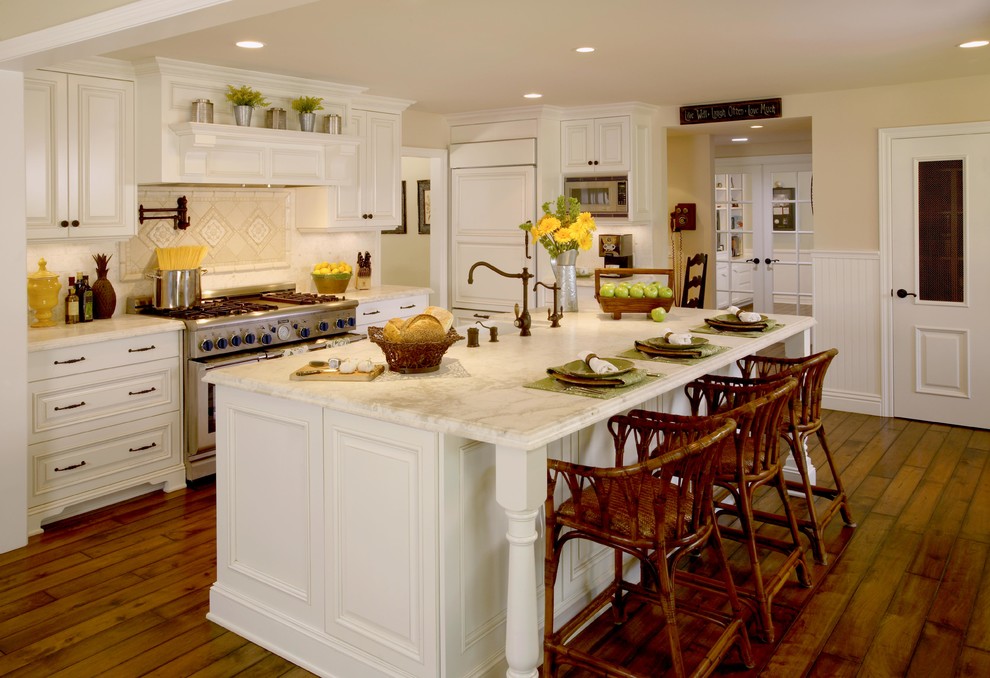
<box><xmin>822</xmin><ymin>388</ymin><xmax>883</xmax><ymax>416</ymax></box>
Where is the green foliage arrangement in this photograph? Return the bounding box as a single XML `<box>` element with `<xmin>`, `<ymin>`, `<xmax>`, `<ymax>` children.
<box><xmin>225</xmin><ymin>84</ymin><xmax>270</xmax><ymax>108</ymax></box>
<box><xmin>291</xmin><ymin>96</ymin><xmax>325</xmax><ymax>113</ymax></box>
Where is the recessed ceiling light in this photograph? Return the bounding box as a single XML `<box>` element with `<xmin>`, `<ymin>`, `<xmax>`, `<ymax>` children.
<box><xmin>959</xmin><ymin>40</ymin><xmax>989</xmax><ymax>48</ymax></box>
<box><xmin>750</xmin><ymin>124</ymin><xmax>764</xmax><ymax>129</ymax></box>
<box><xmin>523</xmin><ymin>92</ymin><xmax>543</xmax><ymax>99</ymax></box>
<box><xmin>236</xmin><ymin>40</ymin><xmax>265</xmax><ymax>49</ymax></box>
<box><xmin>731</xmin><ymin>137</ymin><xmax>749</xmax><ymax>142</ymax></box>
<box><xmin>575</xmin><ymin>47</ymin><xmax>595</xmax><ymax>53</ymax></box>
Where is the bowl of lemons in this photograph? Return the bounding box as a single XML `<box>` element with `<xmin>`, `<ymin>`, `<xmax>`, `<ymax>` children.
<box><xmin>311</xmin><ymin>261</ymin><xmax>352</xmax><ymax>294</ymax></box>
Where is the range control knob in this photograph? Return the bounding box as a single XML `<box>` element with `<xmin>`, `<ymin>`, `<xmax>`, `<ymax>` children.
<box><xmin>230</xmin><ymin>335</ymin><xmax>242</xmax><ymax>347</ymax></box>
<box><xmin>216</xmin><ymin>337</ymin><xmax>228</xmax><ymax>350</ymax></box>
<box><xmin>260</xmin><ymin>333</ymin><xmax>273</xmax><ymax>345</ymax></box>
<box><xmin>200</xmin><ymin>339</ymin><xmax>214</xmax><ymax>352</ymax></box>
<box><xmin>335</xmin><ymin>318</ymin><xmax>347</xmax><ymax>329</ymax></box>
<box><xmin>318</xmin><ymin>321</ymin><xmax>330</xmax><ymax>332</ymax></box>
<box><xmin>347</xmin><ymin>317</ymin><xmax>356</xmax><ymax>327</ymax></box>
<box><xmin>298</xmin><ymin>327</ymin><xmax>311</xmax><ymax>338</ymax></box>
<box><xmin>244</xmin><ymin>332</ymin><xmax>257</xmax><ymax>345</ymax></box>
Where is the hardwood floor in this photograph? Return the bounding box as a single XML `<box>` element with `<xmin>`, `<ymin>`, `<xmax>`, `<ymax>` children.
<box><xmin>1</xmin><ymin>413</ymin><xmax>987</xmax><ymax>677</ymax></box>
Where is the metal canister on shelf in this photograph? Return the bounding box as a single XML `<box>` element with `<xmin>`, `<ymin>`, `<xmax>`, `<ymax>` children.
<box><xmin>323</xmin><ymin>113</ymin><xmax>341</xmax><ymax>134</ymax></box>
<box><xmin>266</xmin><ymin>108</ymin><xmax>288</xmax><ymax>130</ymax></box>
<box><xmin>191</xmin><ymin>99</ymin><xmax>214</xmax><ymax>123</ymax></box>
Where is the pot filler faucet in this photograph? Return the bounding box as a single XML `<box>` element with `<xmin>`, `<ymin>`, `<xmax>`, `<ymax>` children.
<box><xmin>467</xmin><ymin>261</ymin><xmax>533</xmax><ymax>336</ymax></box>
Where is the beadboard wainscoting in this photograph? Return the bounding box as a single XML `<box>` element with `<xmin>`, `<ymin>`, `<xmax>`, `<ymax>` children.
<box><xmin>812</xmin><ymin>250</ymin><xmax>882</xmax><ymax>415</ymax></box>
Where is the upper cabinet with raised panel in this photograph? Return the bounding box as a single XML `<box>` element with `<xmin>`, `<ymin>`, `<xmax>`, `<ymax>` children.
<box><xmin>560</xmin><ymin>116</ymin><xmax>629</xmax><ymax>175</ymax></box>
<box><xmin>25</xmin><ymin>67</ymin><xmax>135</xmax><ymax>241</ymax></box>
<box><xmin>332</xmin><ymin>108</ymin><xmax>401</xmax><ymax>228</ymax></box>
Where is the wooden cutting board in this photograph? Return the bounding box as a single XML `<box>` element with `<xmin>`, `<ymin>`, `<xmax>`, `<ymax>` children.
<box><xmin>290</xmin><ymin>364</ymin><xmax>385</xmax><ymax>381</ymax></box>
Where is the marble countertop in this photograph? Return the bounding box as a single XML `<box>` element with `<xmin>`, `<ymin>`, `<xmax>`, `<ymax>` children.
<box><xmin>27</xmin><ymin>315</ymin><xmax>185</xmax><ymax>352</ymax></box>
<box><xmin>346</xmin><ymin>285</ymin><xmax>432</xmax><ymax>303</ymax></box>
<box><xmin>206</xmin><ymin>307</ymin><xmax>814</xmax><ymax>450</ymax></box>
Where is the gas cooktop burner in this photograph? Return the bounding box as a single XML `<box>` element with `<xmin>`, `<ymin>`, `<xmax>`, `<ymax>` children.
<box><xmin>259</xmin><ymin>292</ymin><xmax>346</xmax><ymax>305</ymax></box>
<box><xmin>150</xmin><ymin>299</ymin><xmax>280</xmax><ymax>320</ymax></box>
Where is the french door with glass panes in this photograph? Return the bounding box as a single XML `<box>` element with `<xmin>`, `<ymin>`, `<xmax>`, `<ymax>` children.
<box><xmin>714</xmin><ymin>156</ymin><xmax>813</xmax><ymax>315</ymax></box>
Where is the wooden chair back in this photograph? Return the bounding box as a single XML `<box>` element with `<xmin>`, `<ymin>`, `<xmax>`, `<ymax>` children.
<box><xmin>681</xmin><ymin>253</ymin><xmax>708</xmax><ymax>308</ymax></box>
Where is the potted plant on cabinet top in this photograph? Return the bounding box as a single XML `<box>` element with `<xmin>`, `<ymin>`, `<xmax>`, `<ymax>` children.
<box><xmin>291</xmin><ymin>96</ymin><xmax>324</xmax><ymax>132</ymax></box>
<box><xmin>225</xmin><ymin>84</ymin><xmax>270</xmax><ymax>126</ymax></box>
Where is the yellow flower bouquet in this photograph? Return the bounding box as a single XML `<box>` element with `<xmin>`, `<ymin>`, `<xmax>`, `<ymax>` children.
<box><xmin>519</xmin><ymin>196</ymin><xmax>596</xmax><ymax>259</ymax></box>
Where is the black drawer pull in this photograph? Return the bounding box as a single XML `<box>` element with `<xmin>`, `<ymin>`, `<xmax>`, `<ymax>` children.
<box><xmin>54</xmin><ymin>461</ymin><xmax>87</xmax><ymax>472</ymax></box>
<box><xmin>473</xmin><ymin>313</ymin><xmax>491</xmax><ymax>320</ymax></box>
<box><xmin>53</xmin><ymin>357</ymin><xmax>86</xmax><ymax>365</ymax></box>
<box><xmin>54</xmin><ymin>401</ymin><xmax>86</xmax><ymax>411</ymax></box>
<box><xmin>128</xmin><ymin>345</ymin><xmax>156</xmax><ymax>353</ymax></box>
<box><xmin>129</xmin><ymin>442</ymin><xmax>158</xmax><ymax>452</ymax></box>
<box><xmin>400</xmin><ymin>304</ymin><xmax>416</xmax><ymax>309</ymax></box>
<box><xmin>128</xmin><ymin>387</ymin><xmax>157</xmax><ymax>396</ymax></box>
<box><xmin>362</xmin><ymin>309</ymin><xmax>381</xmax><ymax>316</ymax></box>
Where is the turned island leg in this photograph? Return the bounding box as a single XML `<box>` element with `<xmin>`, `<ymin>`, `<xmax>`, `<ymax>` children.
<box><xmin>495</xmin><ymin>443</ymin><xmax>547</xmax><ymax>678</ymax></box>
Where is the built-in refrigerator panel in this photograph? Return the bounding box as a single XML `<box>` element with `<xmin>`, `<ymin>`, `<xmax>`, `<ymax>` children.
<box><xmin>450</xmin><ymin>160</ymin><xmax>536</xmax><ymax>316</ymax></box>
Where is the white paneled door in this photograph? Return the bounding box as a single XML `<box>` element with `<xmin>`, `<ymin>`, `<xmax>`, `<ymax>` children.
<box><xmin>888</xmin><ymin>129</ymin><xmax>990</xmax><ymax>429</ymax></box>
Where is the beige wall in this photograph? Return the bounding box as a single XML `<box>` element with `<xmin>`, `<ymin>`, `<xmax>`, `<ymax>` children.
<box><xmin>382</xmin><ymin>157</ymin><xmax>431</xmax><ymax>287</ymax></box>
<box><xmin>0</xmin><ymin>0</ymin><xmax>131</xmax><ymax>39</ymax></box>
<box><xmin>665</xmin><ymin>134</ymin><xmax>716</xmax><ymax>305</ymax></box>
<box><xmin>786</xmin><ymin>73</ymin><xmax>990</xmax><ymax>251</ymax></box>
<box><xmin>401</xmin><ymin>109</ymin><xmax>448</xmax><ymax>150</ymax></box>
<box><xmin>667</xmin><ymin>73</ymin><xmax>990</xmax><ymax>253</ymax></box>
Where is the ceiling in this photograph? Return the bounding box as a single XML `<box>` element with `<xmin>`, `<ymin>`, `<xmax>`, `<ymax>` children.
<box><xmin>103</xmin><ymin>0</ymin><xmax>990</xmax><ymax>148</ymax></box>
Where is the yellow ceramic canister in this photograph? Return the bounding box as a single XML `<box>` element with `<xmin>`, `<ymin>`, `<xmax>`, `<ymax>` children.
<box><xmin>27</xmin><ymin>258</ymin><xmax>62</xmax><ymax>327</ymax></box>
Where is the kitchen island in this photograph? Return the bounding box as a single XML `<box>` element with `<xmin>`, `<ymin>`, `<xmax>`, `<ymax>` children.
<box><xmin>205</xmin><ymin>307</ymin><xmax>814</xmax><ymax>678</ymax></box>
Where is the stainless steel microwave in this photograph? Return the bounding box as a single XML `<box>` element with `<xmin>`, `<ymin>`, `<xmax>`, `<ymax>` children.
<box><xmin>564</xmin><ymin>176</ymin><xmax>628</xmax><ymax>217</ymax></box>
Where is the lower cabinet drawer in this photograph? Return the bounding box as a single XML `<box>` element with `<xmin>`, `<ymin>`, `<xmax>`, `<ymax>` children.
<box><xmin>30</xmin><ymin>358</ymin><xmax>179</xmax><ymax>444</ymax></box>
<box><xmin>29</xmin><ymin>412</ymin><xmax>181</xmax><ymax>506</ymax></box>
<box><xmin>355</xmin><ymin>295</ymin><xmax>429</xmax><ymax>329</ymax></box>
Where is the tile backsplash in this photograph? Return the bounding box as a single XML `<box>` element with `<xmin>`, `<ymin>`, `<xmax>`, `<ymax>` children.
<box><xmin>26</xmin><ymin>187</ymin><xmax>378</xmax><ymax>324</ymax></box>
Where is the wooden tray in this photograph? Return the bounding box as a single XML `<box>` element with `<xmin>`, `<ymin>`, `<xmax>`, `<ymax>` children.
<box><xmin>290</xmin><ymin>364</ymin><xmax>385</xmax><ymax>381</ymax></box>
<box><xmin>594</xmin><ymin>268</ymin><xmax>676</xmax><ymax>319</ymax></box>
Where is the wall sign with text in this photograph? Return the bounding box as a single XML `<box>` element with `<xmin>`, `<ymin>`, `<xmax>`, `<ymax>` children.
<box><xmin>679</xmin><ymin>98</ymin><xmax>782</xmax><ymax>125</ymax></box>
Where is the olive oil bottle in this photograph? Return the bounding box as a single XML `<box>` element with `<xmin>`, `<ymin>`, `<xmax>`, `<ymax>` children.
<box><xmin>65</xmin><ymin>276</ymin><xmax>79</xmax><ymax>324</ymax></box>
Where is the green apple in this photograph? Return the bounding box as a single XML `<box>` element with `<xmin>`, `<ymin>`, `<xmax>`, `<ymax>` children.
<box><xmin>658</xmin><ymin>286</ymin><xmax>674</xmax><ymax>299</ymax></box>
<box><xmin>650</xmin><ymin>306</ymin><xmax>667</xmax><ymax>322</ymax></box>
<box><xmin>599</xmin><ymin>283</ymin><xmax>616</xmax><ymax>298</ymax></box>
<box><xmin>629</xmin><ymin>284</ymin><xmax>645</xmax><ymax>299</ymax></box>
<box><xmin>644</xmin><ymin>284</ymin><xmax>659</xmax><ymax>298</ymax></box>
<box><xmin>617</xmin><ymin>281</ymin><xmax>631</xmax><ymax>290</ymax></box>
<box><xmin>614</xmin><ymin>286</ymin><xmax>630</xmax><ymax>298</ymax></box>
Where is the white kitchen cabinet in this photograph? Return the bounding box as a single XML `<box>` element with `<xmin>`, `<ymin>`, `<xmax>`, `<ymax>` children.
<box><xmin>25</xmin><ymin>69</ymin><xmax>135</xmax><ymax>241</ymax></box>
<box><xmin>560</xmin><ymin>116</ymin><xmax>629</xmax><ymax>174</ymax></box>
<box><xmin>334</xmin><ymin>109</ymin><xmax>401</xmax><ymax>228</ymax></box>
<box><xmin>354</xmin><ymin>293</ymin><xmax>428</xmax><ymax>331</ymax></box>
<box><xmin>27</xmin><ymin>330</ymin><xmax>185</xmax><ymax>534</ymax></box>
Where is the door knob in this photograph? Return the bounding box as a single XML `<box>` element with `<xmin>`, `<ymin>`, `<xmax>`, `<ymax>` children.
<box><xmin>747</xmin><ymin>257</ymin><xmax>761</xmax><ymax>265</ymax></box>
<box><xmin>764</xmin><ymin>258</ymin><xmax>780</xmax><ymax>265</ymax></box>
<box><xmin>895</xmin><ymin>288</ymin><xmax>917</xmax><ymax>298</ymax></box>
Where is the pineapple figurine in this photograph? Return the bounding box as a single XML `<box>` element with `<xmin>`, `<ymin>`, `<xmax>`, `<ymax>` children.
<box><xmin>91</xmin><ymin>253</ymin><xmax>117</xmax><ymax>319</ymax></box>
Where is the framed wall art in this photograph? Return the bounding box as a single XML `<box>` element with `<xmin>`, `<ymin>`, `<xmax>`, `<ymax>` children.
<box><xmin>417</xmin><ymin>179</ymin><xmax>431</xmax><ymax>235</ymax></box>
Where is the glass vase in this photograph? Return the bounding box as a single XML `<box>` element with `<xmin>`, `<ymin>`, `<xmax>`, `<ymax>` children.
<box><xmin>550</xmin><ymin>249</ymin><xmax>579</xmax><ymax>313</ymax></box>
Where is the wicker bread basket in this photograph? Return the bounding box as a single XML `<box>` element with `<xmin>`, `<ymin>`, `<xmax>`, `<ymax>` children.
<box><xmin>594</xmin><ymin>268</ymin><xmax>676</xmax><ymax>320</ymax></box>
<box><xmin>368</xmin><ymin>326</ymin><xmax>464</xmax><ymax>373</ymax></box>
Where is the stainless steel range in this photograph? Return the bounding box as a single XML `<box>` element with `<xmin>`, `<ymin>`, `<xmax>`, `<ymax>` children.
<box><xmin>128</xmin><ymin>282</ymin><xmax>359</xmax><ymax>481</ymax></box>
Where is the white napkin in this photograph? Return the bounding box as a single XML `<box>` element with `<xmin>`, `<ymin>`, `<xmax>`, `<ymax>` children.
<box><xmin>664</xmin><ymin>332</ymin><xmax>693</xmax><ymax>345</ymax></box>
<box><xmin>578</xmin><ymin>351</ymin><xmax>620</xmax><ymax>374</ymax></box>
<box><xmin>723</xmin><ymin>306</ymin><xmax>762</xmax><ymax>323</ymax></box>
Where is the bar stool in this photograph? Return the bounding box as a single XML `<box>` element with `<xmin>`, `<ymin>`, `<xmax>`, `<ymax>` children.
<box><xmin>682</xmin><ymin>376</ymin><xmax>811</xmax><ymax>643</ymax></box>
<box><xmin>543</xmin><ymin>411</ymin><xmax>753</xmax><ymax>678</ymax></box>
<box><xmin>736</xmin><ymin>348</ymin><xmax>855</xmax><ymax>564</ymax></box>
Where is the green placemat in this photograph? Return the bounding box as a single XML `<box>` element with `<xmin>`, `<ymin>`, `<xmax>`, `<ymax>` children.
<box><xmin>691</xmin><ymin>320</ymin><xmax>786</xmax><ymax>338</ymax></box>
<box><xmin>615</xmin><ymin>343</ymin><xmax>730</xmax><ymax>365</ymax></box>
<box><xmin>523</xmin><ymin>370</ymin><xmax>664</xmax><ymax>399</ymax></box>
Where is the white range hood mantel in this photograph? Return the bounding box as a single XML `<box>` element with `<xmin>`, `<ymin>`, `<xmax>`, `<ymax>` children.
<box><xmin>166</xmin><ymin>121</ymin><xmax>360</xmax><ymax>186</ymax></box>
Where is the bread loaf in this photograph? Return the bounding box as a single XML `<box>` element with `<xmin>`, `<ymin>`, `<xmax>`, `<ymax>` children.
<box><xmin>383</xmin><ymin>317</ymin><xmax>405</xmax><ymax>342</ymax></box>
<box><xmin>424</xmin><ymin>306</ymin><xmax>454</xmax><ymax>333</ymax></box>
<box><xmin>400</xmin><ymin>313</ymin><xmax>446</xmax><ymax>343</ymax></box>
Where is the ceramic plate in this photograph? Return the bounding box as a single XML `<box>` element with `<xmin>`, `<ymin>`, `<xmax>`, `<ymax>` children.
<box><xmin>713</xmin><ymin>313</ymin><xmax>769</xmax><ymax>325</ymax></box>
<box><xmin>641</xmin><ymin>336</ymin><xmax>709</xmax><ymax>350</ymax></box>
<box><xmin>553</xmin><ymin>357</ymin><xmax>635</xmax><ymax>378</ymax></box>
